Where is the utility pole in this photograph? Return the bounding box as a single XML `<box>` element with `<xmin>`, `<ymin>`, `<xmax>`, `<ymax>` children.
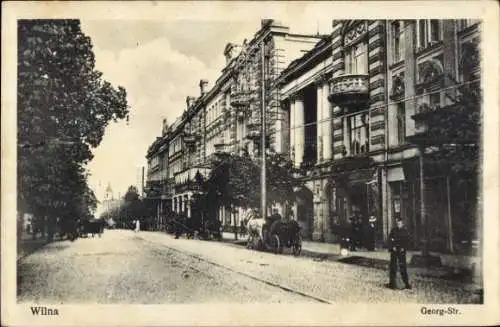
<box><xmin>418</xmin><ymin>145</ymin><xmax>428</xmax><ymax>257</ymax></box>
<box><xmin>260</xmin><ymin>43</ymin><xmax>267</xmax><ymax>219</ymax></box>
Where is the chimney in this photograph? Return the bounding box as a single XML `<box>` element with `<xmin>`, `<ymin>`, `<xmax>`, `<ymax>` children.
<box><xmin>162</xmin><ymin>118</ymin><xmax>170</xmax><ymax>136</ymax></box>
<box><xmin>199</xmin><ymin>79</ymin><xmax>208</xmax><ymax>95</ymax></box>
<box><xmin>224</xmin><ymin>43</ymin><xmax>235</xmax><ymax>64</ymax></box>
<box><xmin>186</xmin><ymin>96</ymin><xmax>196</xmax><ymax>109</ymax></box>
<box><xmin>261</xmin><ymin>19</ymin><xmax>274</xmax><ymax>28</ymax></box>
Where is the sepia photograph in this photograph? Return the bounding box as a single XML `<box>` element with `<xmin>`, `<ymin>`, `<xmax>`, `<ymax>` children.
<box><xmin>2</xmin><ymin>1</ymin><xmax>499</xmax><ymax>326</ymax></box>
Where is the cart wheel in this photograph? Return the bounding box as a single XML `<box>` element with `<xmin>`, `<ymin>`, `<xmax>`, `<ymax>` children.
<box><xmin>292</xmin><ymin>237</ymin><xmax>302</xmax><ymax>256</ymax></box>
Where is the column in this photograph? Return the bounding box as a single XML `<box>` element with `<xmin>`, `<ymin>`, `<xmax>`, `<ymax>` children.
<box><xmin>294</xmin><ymin>95</ymin><xmax>305</xmax><ymax>167</ymax></box>
<box><xmin>323</xmin><ymin>79</ymin><xmax>332</xmax><ymax>160</ymax></box>
<box><xmin>187</xmin><ymin>194</ymin><xmax>192</xmax><ymax>218</ymax></box>
<box><xmin>343</xmin><ymin>114</ymin><xmax>350</xmax><ymax>156</ymax></box>
<box><xmin>275</xmin><ymin>112</ymin><xmax>282</xmax><ymax>153</ymax></box>
<box><xmin>289</xmin><ymin>98</ymin><xmax>296</xmax><ymax>162</ymax></box>
<box><xmin>315</xmin><ymin>76</ymin><xmax>324</xmax><ymax>163</ymax></box>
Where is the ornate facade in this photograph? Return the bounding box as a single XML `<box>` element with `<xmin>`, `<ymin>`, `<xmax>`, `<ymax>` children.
<box><xmin>277</xmin><ymin>19</ymin><xmax>480</xmax><ymax>252</ymax></box>
<box><xmin>146</xmin><ymin>19</ymin><xmax>481</xmax><ymax>253</ymax></box>
<box><xmin>145</xmin><ymin>19</ymin><xmax>322</xmax><ymax>229</ymax></box>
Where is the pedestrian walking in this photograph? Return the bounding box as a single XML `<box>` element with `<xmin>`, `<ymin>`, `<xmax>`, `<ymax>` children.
<box><xmin>387</xmin><ymin>218</ymin><xmax>412</xmax><ymax>290</ymax></box>
<box><xmin>135</xmin><ymin>219</ymin><xmax>140</xmax><ymax>233</ymax></box>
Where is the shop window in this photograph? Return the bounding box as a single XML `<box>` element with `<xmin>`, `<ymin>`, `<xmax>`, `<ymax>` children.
<box><xmin>348</xmin><ymin>113</ymin><xmax>369</xmax><ymax>156</ymax></box>
<box><xmin>391</xmin><ymin>21</ymin><xmax>405</xmax><ymax>63</ymax></box>
<box><xmin>345</xmin><ymin>42</ymin><xmax>368</xmax><ymax>74</ymax></box>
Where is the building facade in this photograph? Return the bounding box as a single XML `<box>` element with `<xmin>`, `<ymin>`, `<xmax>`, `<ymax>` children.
<box><xmin>276</xmin><ymin>19</ymin><xmax>480</xmax><ymax>251</ymax></box>
<box><xmin>145</xmin><ymin>19</ymin><xmax>323</xmax><ymax>230</ymax></box>
<box><xmin>145</xmin><ymin>19</ymin><xmax>481</xmax><ymax>253</ymax></box>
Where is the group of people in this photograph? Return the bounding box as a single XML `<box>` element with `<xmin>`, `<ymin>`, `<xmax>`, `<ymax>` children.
<box><xmin>348</xmin><ymin>210</ymin><xmax>377</xmax><ymax>251</ymax></box>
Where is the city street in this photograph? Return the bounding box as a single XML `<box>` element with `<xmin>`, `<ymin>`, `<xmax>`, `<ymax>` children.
<box><xmin>17</xmin><ymin>230</ymin><xmax>481</xmax><ymax>304</ymax></box>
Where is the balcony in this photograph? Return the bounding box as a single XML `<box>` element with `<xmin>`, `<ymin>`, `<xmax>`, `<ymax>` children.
<box><xmin>214</xmin><ymin>139</ymin><xmax>228</xmax><ymax>152</ymax></box>
<box><xmin>183</xmin><ymin>133</ymin><xmax>198</xmax><ymax>145</ymax></box>
<box><xmin>246</xmin><ymin>122</ymin><xmax>261</xmax><ymax>141</ymax></box>
<box><xmin>174</xmin><ymin>167</ymin><xmax>210</xmax><ymax>187</ymax></box>
<box><xmin>328</xmin><ymin>74</ymin><xmax>369</xmax><ymax>109</ymax></box>
<box><xmin>230</xmin><ymin>91</ymin><xmax>252</xmax><ymax>108</ymax></box>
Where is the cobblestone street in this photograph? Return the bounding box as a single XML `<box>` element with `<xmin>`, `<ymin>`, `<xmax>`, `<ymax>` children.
<box><xmin>17</xmin><ymin>230</ymin><xmax>481</xmax><ymax>304</ymax></box>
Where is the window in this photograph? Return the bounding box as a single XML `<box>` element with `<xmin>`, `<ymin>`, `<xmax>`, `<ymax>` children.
<box><xmin>348</xmin><ymin>113</ymin><xmax>369</xmax><ymax>155</ymax></box>
<box><xmin>392</xmin><ymin>21</ymin><xmax>405</xmax><ymax>63</ymax></box>
<box><xmin>430</xmin><ymin>91</ymin><xmax>441</xmax><ymax>108</ymax></box>
<box><xmin>418</xmin><ymin>20</ymin><xmax>427</xmax><ymax>49</ymax></box>
<box><xmin>458</xmin><ymin>19</ymin><xmax>480</xmax><ymax>31</ymax></box>
<box><xmin>430</xmin><ymin>20</ymin><xmax>440</xmax><ymax>42</ymax></box>
<box><xmin>417</xmin><ymin>20</ymin><xmax>442</xmax><ymax>49</ymax></box>
<box><xmin>396</xmin><ymin>102</ymin><xmax>406</xmax><ymax>144</ymax></box>
<box><xmin>345</xmin><ymin>42</ymin><xmax>368</xmax><ymax>74</ymax></box>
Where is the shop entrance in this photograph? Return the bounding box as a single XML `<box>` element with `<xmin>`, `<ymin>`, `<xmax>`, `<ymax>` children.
<box><xmin>295</xmin><ymin>187</ymin><xmax>314</xmax><ymax>240</ymax></box>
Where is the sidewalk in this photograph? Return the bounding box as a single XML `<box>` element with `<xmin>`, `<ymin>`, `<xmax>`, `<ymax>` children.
<box><xmin>221</xmin><ymin>232</ymin><xmax>482</xmax><ymax>288</ymax></box>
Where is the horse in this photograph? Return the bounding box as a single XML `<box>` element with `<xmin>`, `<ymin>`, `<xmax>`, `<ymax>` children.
<box><xmin>245</xmin><ymin>210</ymin><xmax>266</xmax><ymax>249</ymax></box>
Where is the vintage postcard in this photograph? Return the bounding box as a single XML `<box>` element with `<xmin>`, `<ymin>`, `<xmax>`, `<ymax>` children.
<box><xmin>2</xmin><ymin>1</ymin><xmax>499</xmax><ymax>326</ymax></box>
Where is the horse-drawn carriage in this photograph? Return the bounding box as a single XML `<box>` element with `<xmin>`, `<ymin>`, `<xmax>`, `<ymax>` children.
<box><xmin>246</xmin><ymin>212</ymin><xmax>302</xmax><ymax>255</ymax></box>
<box><xmin>79</xmin><ymin>218</ymin><xmax>105</xmax><ymax>238</ymax></box>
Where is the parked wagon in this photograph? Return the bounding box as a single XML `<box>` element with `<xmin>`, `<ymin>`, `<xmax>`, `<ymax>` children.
<box><xmin>79</xmin><ymin>219</ymin><xmax>105</xmax><ymax>238</ymax></box>
<box><xmin>247</xmin><ymin>215</ymin><xmax>302</xmax><ymax>255</ymax></box>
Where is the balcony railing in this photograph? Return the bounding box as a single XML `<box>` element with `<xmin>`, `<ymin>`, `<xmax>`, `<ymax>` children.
<box><xmin>230</xmin><ymin>91</ymin><xmax>252</xmax><ymax>107</ymax></box>
<box><xmin>174</xmin><ymin>167</ymin><xmax>210</xmax><ymax>186</ymax></box>
<box><xmin>214</xmin><ymin>140</ymin><xmax>229</xmax><ymax>153</ymax></box>
<box><xmin>246</xmin><ymin>122</ymin><xmax>261</xmax><ymax>140</ymax></box>
<box><xmin>183</xmin><ymin>133</ymin><xmax>198</xmax><ymax>145</ymax></box>
<box><xmin>328</xmin><ymin>74</ymin><xmax>369</xmax><ymax>109</ymax></box>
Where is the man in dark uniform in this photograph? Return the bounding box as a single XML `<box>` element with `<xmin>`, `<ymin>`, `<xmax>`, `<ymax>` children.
<box><xmin>364</xmin><ymin>214</ymin><xmax>377</xmax><ymax>251</ymax></box>
<box><xmin>388</xmin><ymin>218</ymin><xmax>412</xmax><ymax>290</ymax></box>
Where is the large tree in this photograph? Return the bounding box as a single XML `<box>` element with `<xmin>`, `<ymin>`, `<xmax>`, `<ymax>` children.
<box><xmin>201</xmin><ymin>151</ymin><xmax>301</xmax><ymax>215</ymax></box>
<box><xmin>411</xmin><ymin>78</ymin><xmax>480</xmax><ymax>174</ymax></box>
<box><xmin>18</xmin><ymin>20</ymin><xmax>129</xmax><ymax>236</ymax></box>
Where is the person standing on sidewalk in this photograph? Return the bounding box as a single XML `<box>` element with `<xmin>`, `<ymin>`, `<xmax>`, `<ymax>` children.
<box><xmin>364</xmin><ymin>214</ymin><xmax>377</xmax><ymax>251</ymax></box>
<box><xmin>388</xmin><ymin>218</ymin><xmax>412</xmax><ymax>290</ymax></box>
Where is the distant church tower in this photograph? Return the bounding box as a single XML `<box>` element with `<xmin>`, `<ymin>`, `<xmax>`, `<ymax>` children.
<box><xmin>104</xmin><ymin>183</ymin><xmax>114</xmax><ymax>201</ymax></box>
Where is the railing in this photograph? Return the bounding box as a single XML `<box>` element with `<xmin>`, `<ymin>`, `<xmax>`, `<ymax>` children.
<box><xmin>328</xmin><ymin>74</ymin><xmax>369</xmax><ymax>107</ymax></box>
<box><xmin>174</xmin><ymin>166</ymin><xmax>210</xmax><ymax>185</ymax></box>
<box><xmin>230</xmin><ymin>91</ymin><xmax>252</xmax><ymax>107</ymax></box>
<box><xmin>246</xmin><ymin>122</ymin><xmax>261</xmax><ymax>140</ymax></box>
<box><xmin>183</xmin><ymin>132</ymin><xmax>199</xmax><ymax>145</ymax></box>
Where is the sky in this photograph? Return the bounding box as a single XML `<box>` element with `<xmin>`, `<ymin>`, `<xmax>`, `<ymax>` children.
<box><xmin>79</xmin><ymin>16</ymin><xmax>333</xmax><ymax>214</ymax></box>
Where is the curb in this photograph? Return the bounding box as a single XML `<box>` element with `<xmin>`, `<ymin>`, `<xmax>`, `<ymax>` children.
<box><xmin>17</xmin><ymin>239</ymin><xmax>50</xmax><ymax>262</ymax></box>
<box><xmin>222</xmin><ymin>237</ymin><xmax>481</xmax><ymax>290</ymax></box>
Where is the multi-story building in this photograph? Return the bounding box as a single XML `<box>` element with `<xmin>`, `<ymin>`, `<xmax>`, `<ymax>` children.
<box><xmin>145</xmin><ymin>19</ymin><xmax>323</xmax><ymax>229</ymax></box>
<box><xmin>145</xmin><ymin>19</ymin><xmax>480</xmax><ymax>253</ymax></box>
<box><xmin>276</xmin><ymin>19</ymin><xmax>480</xmax><ymax>251</ymax></box>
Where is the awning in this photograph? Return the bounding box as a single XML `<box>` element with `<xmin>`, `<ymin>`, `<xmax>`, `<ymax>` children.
<box><xmin>388</xmin><ymin>167</ymin><xmax>405</xmax><ymax>182</ymax></box>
